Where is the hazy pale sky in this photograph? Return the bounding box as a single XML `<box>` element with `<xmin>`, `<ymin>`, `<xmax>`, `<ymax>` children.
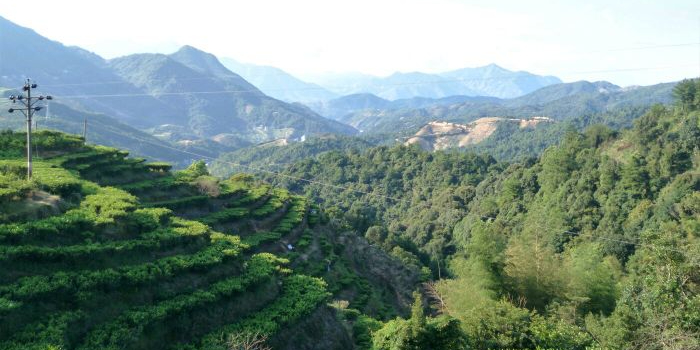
<box><xmin>2</xmin><ymin>0</ymin><xmax>699</xmax><ymax>86</ymax></box>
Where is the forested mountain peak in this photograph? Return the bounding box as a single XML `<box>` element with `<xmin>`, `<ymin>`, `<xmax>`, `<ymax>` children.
<box><xmin>106</xmin><ymin>48</ymin><xmax>356</xmax><ymax>142</ymax></box>
<box><xmin>169</xmin><ymin>45</ymin><xmax>256</xmax><ymax>86</ymax></box>
<box><xmin>108</xmin><ymin>53</ymin><xmax>204</xmax><ymax>91</ymax></box>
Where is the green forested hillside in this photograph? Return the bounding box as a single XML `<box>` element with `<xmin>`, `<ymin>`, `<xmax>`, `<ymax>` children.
<box><xmin>0</xmin><ymin>130</ymin><xmax>419</xmax><ymax>350</ymax></box>
<box><xmin>435</xmin><ymin>84</ymin><xmax>700</xmax><ymax>348</ymax></box>
<box><xmin>467</xmin><ymin>106</ymin><xmax>651</xmax><ymax>161</ymax></box>
<box><xmin>261</xmin><ymin>79</ymin><xmax>700</xmax><ymax>349</ymax></box>
<box><xmin>210</xmin><ymin>135</ymin><xmax>376</xmax><ymax>176</ymax></box>
<box><xmin>259</xmin><ymin>145</ymin><xmax>500</xmax><ymax>276</ymax></box>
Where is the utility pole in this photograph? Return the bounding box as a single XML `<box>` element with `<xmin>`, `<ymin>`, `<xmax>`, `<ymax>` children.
<box><xmin>8</xmin><ymin>79</ymin><xmax>52</xmax><ymax>180</ymax></box>
<box><xmin>83</xmin><ymin>116</ymin><xmax>87</xmax><ymax>144</ymax></box>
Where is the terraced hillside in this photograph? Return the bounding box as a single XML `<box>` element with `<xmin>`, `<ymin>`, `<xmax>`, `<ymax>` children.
<box><xmin>0</xmin><ymin>130</ymin><xmax>414</xmax><ymax>350</ymax></box>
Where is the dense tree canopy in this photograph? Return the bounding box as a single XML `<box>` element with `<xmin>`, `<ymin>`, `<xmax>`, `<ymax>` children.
<box><xmin>268</xmin><ymin>79</ymin><xmax>700</xmax><ymax>349</ymax></box>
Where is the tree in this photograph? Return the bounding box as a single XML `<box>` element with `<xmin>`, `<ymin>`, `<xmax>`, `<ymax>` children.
<box><xmin>409</xmin><ymin>291</ymin><xmax>426</xmax><ymax>337</ymax></box>
<box><xmin>562</xmin><ymin>243</ymin><xmax>620</xmax><ymax>316</ymax></box>
<box><xmin>584</xmin><ymin>124</ymin><xmax>616</xmax><ymax>148</ymax></box>
<box><xmin>672</xmin><ymin>78</ymin><xmax>700</xmax><ymax>111</ymax></box>
<box><xmin>620</xmin><ymin>154</ymin><xmax>650</xmax><ymax>199</ymax></box>
<box><xmin>504</xmin><ymin>229</ymin><xmax>564</xmax><ymax>311</ymax></box>
<box><xmin>176</xmin><ymin>160</ymin><xmax>210</xmax><ymax>182</ymax></box>
<box><xmin>365</xmin><ymin>225</ymin><xmax>387</xmax><ymax>246</ymax></box>
<box><xmin>372</xmin><ymin>292</ymin><xmax>469</xmax><ymax>350</ymax></box>
<box><xmin>187</xmin><ymin>160</ymin><xmax>210</xmax><ymax>177</ymax></box>
<box><xmin>463</xmin><ymin>220</ymin><xmax>506</xmax><ymax>279</ymax></box>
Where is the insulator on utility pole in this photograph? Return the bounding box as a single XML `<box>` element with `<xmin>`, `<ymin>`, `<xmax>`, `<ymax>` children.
<box><xmin>7</xmin><ymin>79</ymin><xmax>53</xmax><ymax>180</ymax></box>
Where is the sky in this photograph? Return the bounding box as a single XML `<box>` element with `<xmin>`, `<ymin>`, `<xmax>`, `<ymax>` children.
<box><xmin>1</xmin><ymin>0</ymin><xmax>699</xmax><ymax>86</ymax></box>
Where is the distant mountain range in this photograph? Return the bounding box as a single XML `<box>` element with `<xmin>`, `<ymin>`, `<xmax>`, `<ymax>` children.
<box><xmin>304</xmin><ymin>64</ymin><xmax>562</xmax><ymax>100</ymax></box>
<box><xmin>335</xmin><ymin>80</ymin><xmax>676</xmax><ymax>134</ymax></box>
<box><xmin>440</xmin><ymin>64</ymin><xmax>562</xmax><ymax>98</ymax></box>
<box><xmin>307</xmin><ymin>93</ymin><xmax>500</xmax><ymax>120</ymax></box>
<box><xmin>0</xmin><ymin>16</ymin><xmax>356</xmax><ymax>162</ymax></box>
<box><xmin>218</xmin><ymin>60</ymin><xmax>561</xmax><ymax>103</ymax></box>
